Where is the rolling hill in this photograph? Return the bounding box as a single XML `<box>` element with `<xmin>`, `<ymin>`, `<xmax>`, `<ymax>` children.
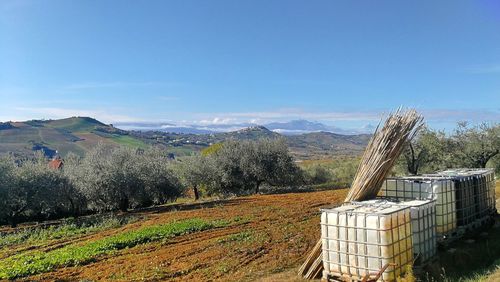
<box><xmin>0</xmin><ymin>117</ymin><xmax>370</xmax><ymax>159</ymax></box>
<box><xmin>0</xmin><ymin>117</ymin><xmax>148</xmax><ymax>158</ymax></box>
<box><xmin>287</xmin><ymin>131</ymin><xmax>372</xmax><ymax>159</ymax></box>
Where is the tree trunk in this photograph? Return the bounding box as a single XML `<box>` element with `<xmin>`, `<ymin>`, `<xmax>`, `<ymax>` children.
<box><xmin>255</xmin><ymin>181</ymin><xmax>262</xmax><ymax>194</ymax></box>
<box><xmin>407</xmin><ymin>143</ymin><xmax>418</xmax><ymax>175</ymax></box>
<box><xmin>118</xmin><ymin>196</ymin><xmax>129</xmax><ymax>212</ymax></box>
<box><xmin>193</xmin><ymin>185</ymin><xmax>199</xmax><ymax>201</ymax></box>
<box><xmin>8</xmin><ymin>214</ymin><xmax>18</xmax><ymax>228</ymax></box>
<box><xmin>68</xmin><ymin>197</ymin><xmax>76</xmax><ymax>216</ymax></box>
<box><xmin>8</xmin><ymin>206</ymin><xmax>26</xmax><ymax>228</ymax></box>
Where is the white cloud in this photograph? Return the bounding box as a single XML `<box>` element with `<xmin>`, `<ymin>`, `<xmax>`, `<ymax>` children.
<box><xmin>191</xmin><ymin>108</ymin><xmax>500</xmax><ymax>125</ymax></box>
<box><xmin>198</xmin><ymin>117</ymin><xmax>237</xmax><ymax>125</ymax></box>
<box><xmin>193</xmin><ymin>109</ymin><xmax>382</xmax><ymax>124</ymax></box>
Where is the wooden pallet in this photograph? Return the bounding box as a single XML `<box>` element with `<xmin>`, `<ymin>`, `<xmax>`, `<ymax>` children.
<box><xmin>325</xmin><ymin>263</ymin><xmax>397</xmax><ymax>282</ymax></box>
<box><xmin>457</xmin><ymin>215</ymin><xmax>494</xmax><ymax>234</ymax></box>
<box><xmin>437</xmin><ymin>229</ymin><xmax>464</xmax><ymax>247</ymax></box>
<box><xmin>439</xmin><ymin>215</ymin><xmax>495</xmax><ymax>247</ymax></box>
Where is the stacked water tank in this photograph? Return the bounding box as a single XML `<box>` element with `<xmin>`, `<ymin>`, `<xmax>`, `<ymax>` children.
<box><xmin>433</xmin><ymin>168</ymin><xmax>496</xmax><ymax>231</ymax></box>
<box><xmin>352</xmin><ymin>199</ymin><xmax>437</xmax><ymax>265</ymax></box>
<box><xmin>320</xmin><ymin>169</ymin><xmax>496</xmax><ymax>281</ymax></box>
<box><xmin>379</xmin><ymin>169</ymin><xmax>496</xmax><ymax>240</ymax></box>
<box><xmin>379</xmin><ymin>176</ymin><xmax>457</xmax><ymax>240</ymax></box>
<box><xmin>321</xmin><ymin>202</ymin><xmax>415</xmax><ymax>281</ymax></box>
<box><xmin>321</xmin><ymin>199</ymin><xmax>437</xmax><ymax>281</ymax></box>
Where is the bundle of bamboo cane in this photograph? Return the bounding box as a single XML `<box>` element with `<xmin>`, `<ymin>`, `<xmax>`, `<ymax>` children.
<box><xmin>299</xmin><ymin>108</ymin><xmax>423</xmax><ymax>280</ymax></box>
<box><xmin>345</xmin><ymin>108</ymin><xmax>423</xmax><ymax>201</ymax></box>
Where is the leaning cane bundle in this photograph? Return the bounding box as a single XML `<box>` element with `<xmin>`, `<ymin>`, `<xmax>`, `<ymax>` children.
<box><xmin>299</xmin><ymin>108</ymin><xmax>423</xmax><ymax>279</ymax></box>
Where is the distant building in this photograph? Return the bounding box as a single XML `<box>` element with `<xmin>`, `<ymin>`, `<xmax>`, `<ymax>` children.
<box><xmin>48</xmin><ymin>157</ymin><xmax>64</xmax><ymax>169</ymax></box>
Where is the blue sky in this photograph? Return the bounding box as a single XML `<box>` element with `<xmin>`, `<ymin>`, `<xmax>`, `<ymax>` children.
<box><xmin>1</xmin><ymin>0</ymin><xmax>499</xmax><ymax>131</ymax></box>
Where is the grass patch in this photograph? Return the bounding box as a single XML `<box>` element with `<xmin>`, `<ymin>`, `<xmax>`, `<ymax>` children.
<box><xmin>0</xmin><ymin>215</ymin><xmax>137</xmax><ymax>248</ymax></box>
<box><xmin>217</xmin><ymin>231</ymin><xmax>253</xmax><ymax>244</ymax></box>
<box><xmin>46</xmin><ymin>117</ymin><xmax>103</xmax><ymax>132</ymax></box>
<box><xmin>111</xmin><ymin>135</ymin><xmax>148</xmax><ymax>148</ymax></box>
<box><xmin>0</xmin><ymin>218</ymin><xmax>228</xmax><ymax>279</ymax></box>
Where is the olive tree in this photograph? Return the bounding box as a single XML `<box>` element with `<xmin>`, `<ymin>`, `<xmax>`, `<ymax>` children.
<box><xmin>450</xmin><ymin>122</ymin><xmax>500</xmax><ymax>168</ymax></box>
<box><xmin>401</xmin><ymin>127</ymin><xmax>449</xmax><ymax>175</ymax></box>
<box><xmin>0</xmin><ymin>152</ymin><xmax>77</xmax><ymax>226</ymax></box>
<box><xmin>209</xmin><ymin>139</ymin><xmax>302</xmax><ymax>195</ymax></box>
<box><xmin>74</xmin><ymin>143</ymin><xmax>114</xmax><ymax>211</ymax></box>
<box><xmin>75</xmin><ymin>144</ymin><xmax>182</xmax><ymax>212</ymax></box>
<box><xmin>61</xmin><ymin>152</ymin><xmax>88</xmax><ymax>215</ymax></box>
<box><xmin>209</xmin><ymin>141</ymin><xmax>248</xmax><ymax>195</ymax></box>
<box><xmin>174</xmin><ymin>154</ymin><xmax>214</xmax><ymax>200</ymax></box>
<box><xmin>15</xmin><ymin>160</ymin><xmax>59</xmax><ymax>220</ymax></box>
<box><xmin>240</xmin><ymin>139</ymin><xmax>302</xmax><ymax>193</ymax></box>
<box><xmin>137</xmin><ymin>148</ymin><xmax>183</xmax><ymax>204</ymax></box>
<box><xmin>0</xmin><ymin>157</ymin><xmax>17</xmax><ymax>226</ymax></box>
<box><xmin>303</xmin><ymin>165</ymin><xmax>333</xmax><ymax>185</ymax></box>
<box><xmin>490</xmin><ymin>154</ymin><xmax>500</xmax><ymax>174</ymax></box>
<box><xmin>78</xmin><ymin>145</ymin><xmax>144</xmax><ymax>211</ymax></box>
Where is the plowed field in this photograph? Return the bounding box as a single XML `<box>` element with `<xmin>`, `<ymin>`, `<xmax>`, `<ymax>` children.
<box><xmin>8</xmin><ymin>189</ymin><xmax>347</xmax><ymax>281</ymax></box>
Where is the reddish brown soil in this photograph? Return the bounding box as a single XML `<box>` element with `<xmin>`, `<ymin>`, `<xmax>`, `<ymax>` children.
<box><xmin>25</xmin><ymin>189</ymin><xmax>347</xmax><ymax>281</ymax></box>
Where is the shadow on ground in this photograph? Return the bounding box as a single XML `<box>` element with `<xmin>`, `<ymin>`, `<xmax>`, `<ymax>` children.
<box><xmin>421</xmin><ymin>214</ymin><xmax>500</xmax><ymax>281</ymax></box>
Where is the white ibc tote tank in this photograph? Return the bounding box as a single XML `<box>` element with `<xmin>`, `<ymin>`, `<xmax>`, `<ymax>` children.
<box><xmin>321</xmin><ymin>203</ymin><xmax>413</xmax><ymax>281</ymax></box>
<box><xmin>380</xmin><ymin>177</ymin><xmax>456</xmax><ymax>238</ymax></box>
<box><xmin>352</xmin><ymin>199</ymin><xmax>437</xmax><ymax>266</ymax></box>
<box><xmin>436</xmin><ymin>168</ymin><xmax>496</xmax><ymax>217</ymax></box>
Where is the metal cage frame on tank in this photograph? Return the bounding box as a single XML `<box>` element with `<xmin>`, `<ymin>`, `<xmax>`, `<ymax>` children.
<box><xmin>321</xmin><ymin>204</ymin><xmax>413</xmax><ymax>281</ymax></box>
<box><xmin>422</xmin><ymin>173</ymin><xmax>477</xmax><ymax>228</ymax></box>
<box><xmin>379</xmin><ymin>176</ymin><xmax>457</xmax><ymax>242</ymax></box>
<box><xmin>351</xmin><ymin>199</ymin><xmax>437</xmax><ymax>267</ymax></box>
<box><xmin>435</xmin><ymin>168</ymin><xmax>496</xmax><ymax>230</ymax></box>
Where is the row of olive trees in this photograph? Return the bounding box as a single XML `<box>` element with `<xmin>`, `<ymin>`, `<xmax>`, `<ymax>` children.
<box><xmin>399</xmin><ymin>122</ymin><xmax>500</xmax><ymax>175</ymax></box>
<box><xmin>66</xmin><ymin>146</ymin><xmax>183</xmax><ymax>213</ymax></box>
<box><xmin>174</xmin><ymin>139</ymin><xmax>303</xmax><ymax>199</ymax></box>
<box><xmin>0</xmin><ymin>139</ymin><xmax>302</xmax><ymax>226</ymax></box>
<box><xmin>0</xmin><ymin>146</ymin><xmax>181</xmax><ymax>226</ymax></box>
<box><xmin>0</xmin><ymin>153</ymin><xmax>81</xmax><ymax>227</ymax></box>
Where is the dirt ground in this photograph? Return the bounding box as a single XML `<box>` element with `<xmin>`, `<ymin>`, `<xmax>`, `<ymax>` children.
<box><xmin>5</xmin><ymin>180</ymin><xmax>499</xmax><ymax>281</ymax></box>
<box><xmin>23</xmin><ymin>189</ymin><xmax>347</xmax><ymax>281</ymax></box>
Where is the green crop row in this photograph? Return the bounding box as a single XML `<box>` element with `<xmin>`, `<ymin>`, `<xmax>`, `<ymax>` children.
<box><xmin>0</xmin><ymin>218</ymin><xmax>227</xmax><ymax>279</ymax></box>
<box><xmin>0</xmin><ymin>215</ymin><xmax>137</xmax><ymax>248</ymax></box>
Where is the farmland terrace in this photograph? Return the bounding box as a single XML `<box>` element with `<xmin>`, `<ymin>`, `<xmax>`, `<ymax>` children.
<box><xmin>0</xmin><ymin>183</ymin><xmax>499</xmax><ymax>281</ymax></box>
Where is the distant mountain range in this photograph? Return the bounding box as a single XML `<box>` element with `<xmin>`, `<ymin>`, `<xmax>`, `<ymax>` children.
<box><xmin>0</xmin><ymin>117</ymin><xmax>371</xmax><ymax>159</ymax></box>
<box><xmin>115</xmin><ymin>119</ymin><xmax>370</xmax><ymax>135</ymax></box>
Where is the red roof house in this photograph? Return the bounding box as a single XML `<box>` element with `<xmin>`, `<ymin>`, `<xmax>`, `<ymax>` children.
<box><xmin>48</xmin><ymin>158</ymin><xmax>64</xmax><ymax>169</ymax></box>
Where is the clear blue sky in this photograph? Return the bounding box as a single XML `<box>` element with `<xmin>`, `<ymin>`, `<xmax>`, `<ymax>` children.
<box><xmin>1</xmin><ymin>0</ymin><xmax>499</xmax><ymax>131</ymax></box>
